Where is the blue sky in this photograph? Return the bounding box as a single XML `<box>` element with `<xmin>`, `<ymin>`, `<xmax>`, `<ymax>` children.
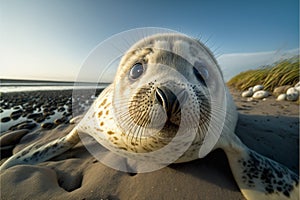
<box><xmin>0</xmin><ymin>0</ymin><xmax>299</xmax><ymax>82</ymax></box>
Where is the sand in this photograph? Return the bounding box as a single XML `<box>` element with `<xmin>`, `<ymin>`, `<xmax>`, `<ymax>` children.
<box><xmin>0</xmin><ymin>88</ymin><xmax>299</xmax><ymax>200</ymax></box>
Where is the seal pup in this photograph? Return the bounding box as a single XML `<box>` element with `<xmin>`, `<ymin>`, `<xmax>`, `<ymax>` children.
<box><xmin>1</xmin><ymin>33</ymin><xmax>299</xmax><ymax>200</ymax></box>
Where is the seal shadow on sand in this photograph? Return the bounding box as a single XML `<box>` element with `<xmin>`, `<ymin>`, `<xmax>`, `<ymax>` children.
<box><xmin>169</xmin><ymin>113</ymin><xmax>299</xmax><ymax>191</ymax></box>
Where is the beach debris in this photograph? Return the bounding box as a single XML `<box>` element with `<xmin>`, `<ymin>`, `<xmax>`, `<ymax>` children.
<box><xmin>252</xmin><ymin>90</ymin><xmax>269</xmax><ymax>99</ymax></box>
<box><xmin>252</xmin><ymin>85</ymin><xmax>264</xmax><ymax>92</ymax></box>
<box><xmin>286</xmin><ymin>87</ymin><xmax>299</xmax><ymax>101</ymax></box>
<box><xmin>276</xmin><ymin>94</ymin><xmax>286</xmax><ymax>101</ymax></box>
<box><xmin>0</xmin><ymin>129</ymin><xmax>29</xmax><ymax>147</ymax></box>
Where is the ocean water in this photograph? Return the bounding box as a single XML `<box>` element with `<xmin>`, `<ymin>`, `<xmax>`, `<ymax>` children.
<box><xmin>0</xmin><ymin>79</ymin><xmax>110</xmax><ymax>93</ymax></box>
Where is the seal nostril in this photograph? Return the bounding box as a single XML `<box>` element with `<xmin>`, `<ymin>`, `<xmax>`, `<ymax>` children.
<box><xmin>155</xmin><ymin>87</ymin><xmax>167</xmax><ymax>107</ymax></box>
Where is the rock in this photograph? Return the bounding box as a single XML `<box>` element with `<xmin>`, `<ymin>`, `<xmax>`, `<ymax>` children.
<box><xmin>286</xmin><ymin>87</ymin><xmax>299</xmax><ymax>101</ymax></box>
<box><xmin>0</xmin><ymin>129</ymin><xmax>29</xmax><ymax>147</ymax></box>
<box><xmin>34</xmin><ymin>116</ymin><xmax>46</xmax><ymax>123</ymax></box>
<box><xmin>294</xmin><ymin>81</ymin><xmax>300</xmax><ymax>93</ymax></box>
<box><xmin>8</xmin><ymin>120</ymin><xmax>31</xmax><ymax>131</ymax></box>
<box><xmin>27</xmin><ymin>113</ymin><xmax>43</xmax><ymax>120</ymax></box>
<box><xmin>276</xmin><ymin>94</ymin><xmax>287</xmax><ymax>101</ymax></box>
<box><xmin>41</xmin><ymin>122</ymin><xmax>55</xmax><ymax>129</ymax></box>
<box><xmin>58</xmin><ymin>106</ymin><xmax>65</xmax><ymax>112</ymax></box>
<box><xmin>10</xmin><ymin>110</ymin><xmax>23</xmax><ymax>120</ymax></box>
<box><xmin>242</xmin><ymin>90</ymin><xmax>253</xmax><ymax>97</ymax></box>
<box><xmin>17</xmin><ymin>122</ymin><xmax>37</xmax><ymax>130</ymax></box>
<box><xmin>1</xmin><ymin>117</ymin><xmax>11</xmax><ymax>123</ymax></box>
<box><xmin>252</xmin><ymin>90</ymin><xmax>269</xmax><ymax>99</ymax></box>
<box><xmin>273</xmin><ymin>85</ymin><xmax>292</xmax><ymax>97</ymax></box>
<box><xmin>253</xmin><ymin>85</ymin><xmax>264</xmax><ymax>92</ymax></box>
<box><xmin>54</xmin><ymin>117</ymin><xmax>66</xmax><ymax>125</ymax></box>
<box><xmin>0</xmin><ymin>145</ymin><xmax>15</xmax><ymax>158</ymax></box>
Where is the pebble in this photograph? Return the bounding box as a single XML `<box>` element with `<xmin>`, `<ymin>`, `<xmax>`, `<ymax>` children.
<box><xmin>253</xmin><ymin>85</ymin><xmax>264</xmax><ymax>92</ymax></box>
<box><xmin>242</xmin><ymin>90</ymin><xmax>253</xmax><ymax>97</ymax></box>
<box><xmin>286</xmin><ymin>87</ymin><xmax>299</xmax><ymax>101</ymax></box>
<box><xmin>27</xmin><ymin>113</ymin><xmax>43</xmax><ymax>119</ymax></box>
<box><xmin>1</xmin><ymin>117</ymin><xmax>11</xmax><ymax>123</ymax></box>
<box><xmin>10</xmin><ymin>110</ymin><xmax>23</xmax><ymax>120</ymax></box>
<box><xmin>17</xmin><ymin>122</ymin><xmax>37</xmax><ymax>130</ymax></box>
<box><xmin>58</xmin><ymin>106</ymin><xmax>65</xmax><ymax>112</ymax></box>
<box><xmin>276</xmin><ymin>94</ymin><xmax>287</xmax><ymax>101</ymax></box>
<box><xmin>54</xmin><ymin>117</ymin><xmax>66</xmax><ymax>125</ymax></box>
<box><xmin>294</xmin><ymin>81</ymin><xmax>300</xmax><ymax>93</ymax></box>
<box><xmin>41</xmin><ymin>122</ymin><xmax>55</xmax><ymax>129</ymax></box>
<box><xmin>34</xmin><ymin>116</ymin><xmax>46</xmax><ymax>123</ymax></box>
<box><xmin>252</xmin><ymin>90</ymin><xmax>269</xmax><ymax>99</ymax></box>
<box><xmin>0</xmin><ymin>129</ymin><xmax>29</xmax><ymax>147</ymax></box>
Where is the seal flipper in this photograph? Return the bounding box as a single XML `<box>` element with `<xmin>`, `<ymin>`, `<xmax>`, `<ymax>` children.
<box><xmin>217</xmin><ymin>133</ymin><xmax>299</xmax><ymax>200</ymax></box>
<box><xmin>0</xmin><ymin>127</ymin><xmax>80</xmax><ymax>170</ymax></box>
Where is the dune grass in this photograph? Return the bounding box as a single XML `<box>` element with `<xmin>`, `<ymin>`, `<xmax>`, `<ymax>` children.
<box><xmin>227</xmin><ymin>56</ymin><xmax>299</xmax><ymax>92</ymax></box>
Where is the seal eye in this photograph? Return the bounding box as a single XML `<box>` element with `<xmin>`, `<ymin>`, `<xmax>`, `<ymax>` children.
<box><xmin>129</xmin><ymin>63</ymin><xmax>144</xmax><ymax>80</ymax></box>
<box><xmin>193</xmin><ymin>67</ymin><xmax>209</xmax><ymax>86</ymax></box>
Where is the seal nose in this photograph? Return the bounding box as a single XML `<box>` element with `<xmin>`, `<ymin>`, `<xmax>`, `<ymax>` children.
<box><xmin>155</xmin><ymin>87</ymin><xmax>188</xmax><ymax>117</ymax></box>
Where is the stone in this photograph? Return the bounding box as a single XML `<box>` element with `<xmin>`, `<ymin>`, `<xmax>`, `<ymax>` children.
<box><xmin>58</xmin><ymin>106</ymin><xmax>65</xmax><ymax>112</ymax></box>
<box><xmin>17</xmin><ymin>122</ymin><xmax>37</xmax><ymax>130</ymax></box>
<box><xmin>253</xmin><ymin>85</ymin><xmax>264</xmax><ymax>92</ymax></box>
<box><xmin>252</xmin><ymin>90</ymin><xmax>269</xmax><ymax>99</ymax></box>
<box><xmin>27</xmin><ymin>113</ymin><xmax>43</xmax><ymax>120</ymax></box>
<box><xmin>286</xmin><ymin>87</ymin><xmax>299</xmax><ymax>101</ymax></box>
<box><xmin>10</xmin><ymin>110</ymin><xmax>23</xmax><ymax>120</ymax></box>
<box><xmin>54</xmin><ymin>117</ymin><xmax>66</xmax><ymax>125</ymax></box>
<box><xmin>294</xmin><ymin>81</ymin><xmax>300</xmax><ymax>93</ymax></box>
<box><xmin>242</xmin><ymin>90</ymin><xmax>253</xmax><ymax>97</ymax></box>
<box><xmin>1</xmin><ymin>117</ymin><xmax>11</xmax><ymax>123</ymax></box>
<box><xmin>0</xmin><ymin>129</ymin><xmax>29</xmax><ymax>147</ymax></box>
<box><xmin>276</xmin><ymin>94</ymin><xmax>286</xmax><ymax>101</ymax></box>
<box><xmin>41</xmin><ymin>122</ymin><xmax>55</xmax><ymax>129</ymax></box>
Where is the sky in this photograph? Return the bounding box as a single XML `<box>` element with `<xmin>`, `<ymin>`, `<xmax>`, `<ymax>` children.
<box><xmin>0</xmin><ymin>0</ymin><xmax>299</xmax><ymax>82</ymax></box>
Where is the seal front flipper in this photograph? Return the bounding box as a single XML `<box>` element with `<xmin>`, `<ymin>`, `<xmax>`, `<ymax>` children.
<box><xmin>217</xmin><ymin>133</ymin><xmax>299</xmax><ymax>200</ymax></box>
<box><xmin>0</xmin><ymin>127</ymin><xmax>80</xmax><ymax>170</ymax></box>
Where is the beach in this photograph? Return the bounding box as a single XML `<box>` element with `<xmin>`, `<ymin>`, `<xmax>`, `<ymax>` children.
<box><xmin>0</xmin><ymin>87</ymin><xmax>299</xmax><ymax>200</ymax></box>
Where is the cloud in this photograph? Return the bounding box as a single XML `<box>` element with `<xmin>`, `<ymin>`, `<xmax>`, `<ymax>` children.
<box><xmin>217</xmin><ymin>48</ymin><xmax>299</xmax><ymax>81</ymax></box>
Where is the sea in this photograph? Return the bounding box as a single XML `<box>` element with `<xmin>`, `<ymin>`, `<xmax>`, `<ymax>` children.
<box><xmin>0</xmin><ymin>79</ymin><xmax>110</xmax><ymax>93</ymax></box>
